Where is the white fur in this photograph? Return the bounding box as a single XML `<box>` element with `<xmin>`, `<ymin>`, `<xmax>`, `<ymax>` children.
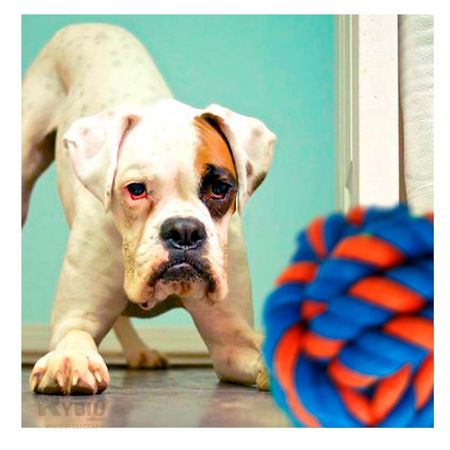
<box><xmin>22</xmin><ymin>24</ymin><xmax>275</xmax><ymax>395</ymax></box>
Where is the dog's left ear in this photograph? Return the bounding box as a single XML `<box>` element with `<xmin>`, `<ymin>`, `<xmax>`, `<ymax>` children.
<box><xmin>201</xmin><ymin>104</ymin><xmax>277</xmax><ymax>212</ymax></box>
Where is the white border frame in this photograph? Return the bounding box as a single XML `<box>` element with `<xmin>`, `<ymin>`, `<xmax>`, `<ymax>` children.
<box><xmin>336</xmin><ymin>15</ymin><xmax>400</xmax><ymax>211</ymax></box>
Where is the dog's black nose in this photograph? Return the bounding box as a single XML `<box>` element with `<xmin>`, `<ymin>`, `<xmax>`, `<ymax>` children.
<box><xmin>160</xmin><ymin>217</ymin><xmax>207</xmax><ymax>250</ymax></box>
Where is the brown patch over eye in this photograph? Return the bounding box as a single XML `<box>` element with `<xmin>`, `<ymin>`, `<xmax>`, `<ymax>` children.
<box><xmin>193</xmin><ymin>114</ymin><xmax>237</xmax><ymax>180</ymax></box>
<box><xmin>194</xmin><ymin>114</ymin><xmax>238</xmax><ymax>219</ymax></box>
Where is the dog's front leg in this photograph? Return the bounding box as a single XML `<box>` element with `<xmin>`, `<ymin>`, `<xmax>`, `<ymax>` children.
<box><xmin>184</xmin><ymin>300</ymin><xmax>268</xmax><ymax>390</ymax></box>
<box><xmin>184</xmin><ymin>214</ymin><xmax>269</xmax><ymax>390</ymax></box>
<box><xmin>29</xmin><ymin>218</ymin><xmax>127</xmax><ymax>395</ymax></box>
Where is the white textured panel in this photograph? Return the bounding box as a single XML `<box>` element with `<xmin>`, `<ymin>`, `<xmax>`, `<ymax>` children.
<box><xmin>357</xmin><ymin>15</ymin><xmax>400</xmax><ymax>207</ymax></box>
<box><xmin>399</xmin><ymin>15</ymin><xmax>434</xmax><ymax>214</ymax></box>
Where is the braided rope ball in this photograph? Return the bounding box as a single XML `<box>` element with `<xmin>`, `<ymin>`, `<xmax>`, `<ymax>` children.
<box><xmin>263</xmin><ymin>205</ymin><xmax>433</xmax><ymax>427</ymax></box>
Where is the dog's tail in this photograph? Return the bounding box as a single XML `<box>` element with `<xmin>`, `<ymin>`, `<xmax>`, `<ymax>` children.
<box><xmin>22</xmin><ymin>33</ymin><xmax>65</xmax><ymax>227</ymax></box>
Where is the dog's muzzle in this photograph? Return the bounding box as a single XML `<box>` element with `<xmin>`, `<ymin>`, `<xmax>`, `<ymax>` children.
<box><xmin>141</xmin><ymin>216</ymin><xmax>216</xmax><ymax>309</ymax></box>
<box><xmin>148</xmin><ymin>252</ymin><xmax>216</xmax><ymax>293</ymax></box>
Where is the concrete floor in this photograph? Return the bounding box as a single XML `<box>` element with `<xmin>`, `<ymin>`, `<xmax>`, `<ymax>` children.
<box><xmin>22</xmin><ymin>366</ymin><xmax>290</xmax><ymax>427</ymax></box>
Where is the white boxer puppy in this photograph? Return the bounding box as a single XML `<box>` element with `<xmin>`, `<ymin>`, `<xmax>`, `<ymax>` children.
<box><xmin>22</xmin><ymin>24</ymin><xmax>276</xmax><ymax>395</ymax></box>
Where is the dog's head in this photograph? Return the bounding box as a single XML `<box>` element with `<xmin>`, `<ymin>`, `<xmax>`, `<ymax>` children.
<box><xmin>64</xmin><ymin>99</ymin><xmax>276</xmax><ymax>309</ymax></box>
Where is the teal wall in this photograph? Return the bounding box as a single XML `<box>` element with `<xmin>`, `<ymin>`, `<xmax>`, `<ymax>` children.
<box><xmin>22</xmin><ymin>15</ymin><xmax>335</xmax><ymax>329</ymax></box>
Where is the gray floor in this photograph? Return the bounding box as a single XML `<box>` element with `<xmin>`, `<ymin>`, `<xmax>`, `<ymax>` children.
<box><xmin>22</xmin><ymin>366</ymin><xmax>290</xmax><ymax>427</ymax></box>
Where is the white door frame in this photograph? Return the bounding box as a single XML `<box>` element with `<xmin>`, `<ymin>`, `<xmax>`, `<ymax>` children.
<box><xmin>336</xmin><ymin>15</ymin><xmax>400</xmax><ymax>212</ymax></box>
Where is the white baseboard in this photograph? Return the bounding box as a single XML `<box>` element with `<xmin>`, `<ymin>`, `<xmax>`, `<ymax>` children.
<box><xmin>22</xmin><ymin>324</ymin><xmax>211</xmax><ymax>366</ymax></box>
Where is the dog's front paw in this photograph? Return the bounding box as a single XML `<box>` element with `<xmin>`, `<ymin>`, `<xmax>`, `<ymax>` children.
<box><xmin>29</xmin><ymin>350</ymin><xmax>109</xmax><ymax>395</ymax></box>
<box><xmin>124</xmin><ymin>347</ymin><xmax>169</xmax><ymax>369</ymax></box>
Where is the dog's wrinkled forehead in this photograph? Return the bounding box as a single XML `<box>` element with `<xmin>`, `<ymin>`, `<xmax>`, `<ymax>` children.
<box><xmin>115</xmin><ymin>100</ymin><xmax>237</xmax><ymax>197</ymax></box>
<box><xmin>118</xmin><ymin>100</ymin><xmax>201</xmax><ymax>172</ymax></box>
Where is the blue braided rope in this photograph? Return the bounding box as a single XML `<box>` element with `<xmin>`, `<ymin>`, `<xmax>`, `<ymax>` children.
<box><xmin>263</xmin><ymin>205</ymin><xmax>433</xmax><ymax>427</ymax></box>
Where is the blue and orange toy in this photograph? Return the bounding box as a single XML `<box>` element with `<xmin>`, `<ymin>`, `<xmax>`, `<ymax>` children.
<box><xmin>263</xmin><ymin>205</ymin><xmax>433</xmax><ymax>427</ymax></box>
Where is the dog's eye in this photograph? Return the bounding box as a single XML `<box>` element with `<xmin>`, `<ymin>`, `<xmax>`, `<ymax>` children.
<box><xmin>127</xmin><ymin>183</ymin><xmax>147</xmax><ymax>200</ymax></box>
<box><xmin>210</xmin><ymin>181</ymin><xmax>231</xmax><ymax>199</ymax></box>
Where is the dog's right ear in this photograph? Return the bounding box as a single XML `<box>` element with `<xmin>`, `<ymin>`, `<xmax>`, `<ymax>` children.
<box><xmin>63</xmin><ymin>107</ymin><xmax>142</xmax><ymax>210</ymax></box>
<box><xmin>201</xmin><ymin>104</ymin><xmax>277</xmax><ymax>212</ymax></box>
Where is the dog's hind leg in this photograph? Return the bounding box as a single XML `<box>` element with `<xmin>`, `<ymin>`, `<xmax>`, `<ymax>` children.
<box><xmin>113</xmin><ymin>316</ymin><xmax>169</xmax><ymax>369</ymax></box>
<box><xmin>22</xmin><ymin>43</ymin><xmax>64</xmax><ymax>226</ymax></box>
